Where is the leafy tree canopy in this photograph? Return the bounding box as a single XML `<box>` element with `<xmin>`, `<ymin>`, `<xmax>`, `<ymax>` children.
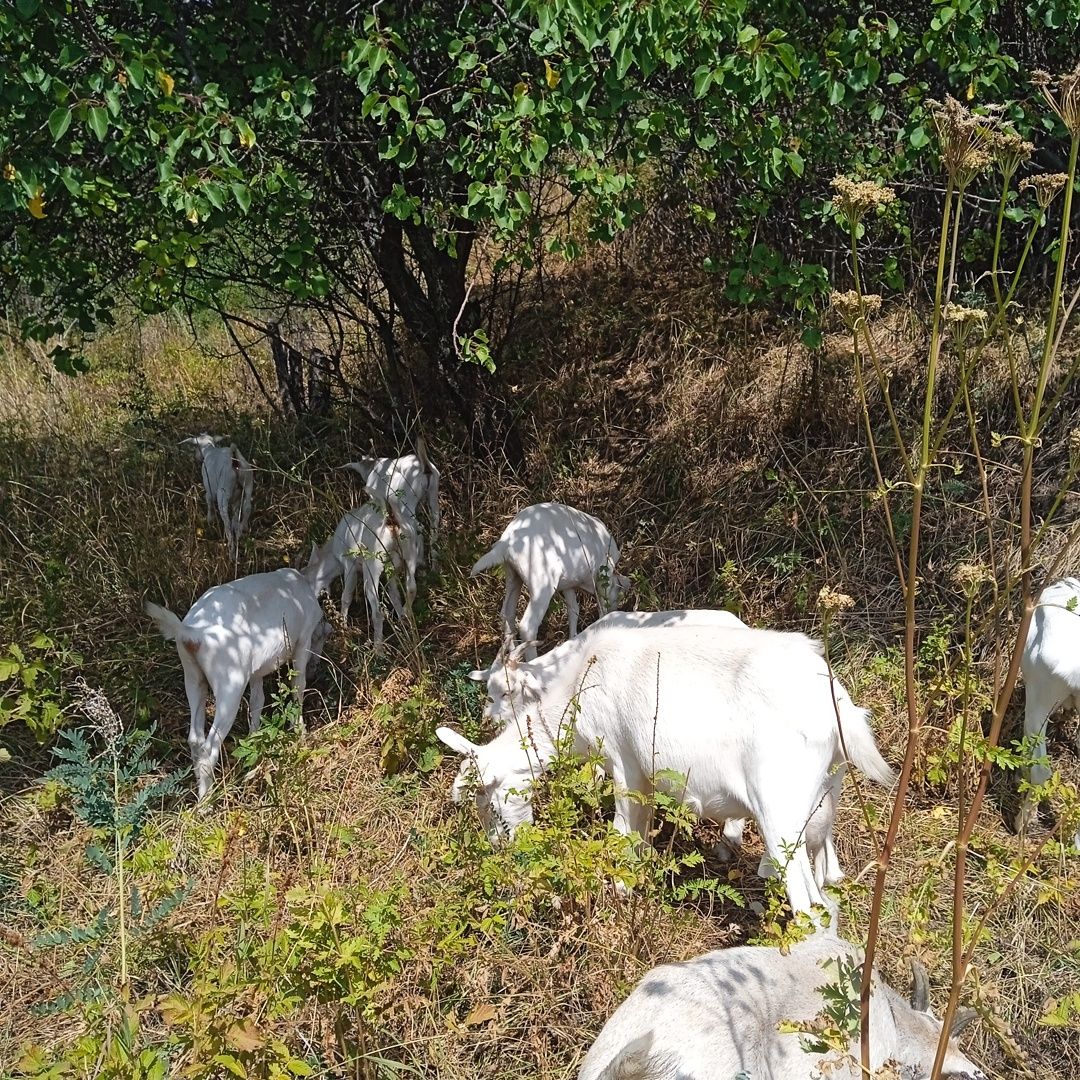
<box><xmin>2</xmin><ymin>0</ymin><xmax>1076</xmax><ymax>422</ymax></box>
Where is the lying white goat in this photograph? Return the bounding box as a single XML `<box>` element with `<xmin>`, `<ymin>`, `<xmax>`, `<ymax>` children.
<box><xmin>181</xmin><ymin>433</ymin><xmax>254</xmax><ymax>560</ymax></box>
<box><xmin>1017</xmin><ymin>577</ymin><xmax>1080</xmax><ymax>848</ymax></box>
<box><xmin>343</xmin><ymin>436</ymin><xmax>440</xmax><ymax>564</ymax></box>
<box><xmin>438</xmin><ymin>625</ymin><xmax>894</xmax><ymax>914</ymax></box>
<box><xmin>146</xmin><ymin>551</ymin><xmax>326</xmax><ymax>800</ymax></box>
<box><xmin>308</xmin><ymin>501</ymin><xmax>419</xmax><ymax>648</ymax></box>
<box><xmin>578</xmin><ymin>929</ymin><xmax>984</xmax><ymax>1080</ymax></box>
<box><xmin>471</xmin><ymin>502</ymin><xmax>629</xmax><ymax>657</ymax></box>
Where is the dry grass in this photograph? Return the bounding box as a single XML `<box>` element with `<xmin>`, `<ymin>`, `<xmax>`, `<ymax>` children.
<box><xmin>1</xmin><ymin>270</ymin><xmax>1079</xmax><ymax>1078</ymax></box>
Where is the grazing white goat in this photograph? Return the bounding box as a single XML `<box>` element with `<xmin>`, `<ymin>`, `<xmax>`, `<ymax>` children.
<box><xmin>308</xmin><ymin>500</ymin><xmax>419</xmax><ymax>648</ymax></box>
<box><xmin>577</xmin><ymin>929</ymin><xmax>985</xmax><ymax>1080</ymax></box>
<box><xmin>145</xmin><ymin>551</ymin><xmax>326</xmax><ymax>800</ymax></box>
<box><xmin>1017</xmin><ymin>577</ymin><xmax>1080</xmax><ymax>848</ymax></box>
<box><xmin>343</xmin><ymin>436</ymin><xmax>440</xmax><ymax>564</ymax></box>
<box><xmin>438</xmin><ymin>625</ymin><xmax>894</xmax><ymax>914</ymax></box>
<box><xmin>470</xmin><ymin>609</ymin><xmax>756</xmax><ymax>869</ymax></box>
<box><xmin>471</xmin><ymin>502</ymin><xmax>629</xmax><ymax>657</ymax></box>
<box><xmin>181</xmin><ymin>433</ymin><xmax>254</xmax><ymax>560</ymax></box>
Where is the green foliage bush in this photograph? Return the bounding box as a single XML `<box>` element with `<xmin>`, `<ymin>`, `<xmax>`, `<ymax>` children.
<box><xmin>0</xmin><ymin>633</ymin><xmax>81</xmax><ymax>748</ymax></box>
<box><xmin>4</xmin><ymin>0</ymin><xmax>1077</xmax><ymax>398</ymax></box>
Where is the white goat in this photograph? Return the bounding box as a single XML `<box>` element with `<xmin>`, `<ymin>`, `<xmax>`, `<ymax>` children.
<box><xmin>438</xmin><ymin>626</ymin><xmax>894</xmax><ymax>911</ymax></box>
<box><xmin>470</xmin><ymin>609</ymin><xmax>759</xmax><ymax>870</ymax></box>
<box><xmin>437</xmin><ymin>625</ymin><xmax>894</xmax><ymax>914</ymax></box>
<box><xmin>1017</xmin><ymin>577</ymin><xmax>1080</xmax><ymax>848</ymax></box>
<box><xmin>145</xmin><ymin>551</ymin><xmax>325</xmax><ymax>800</ymax></box>
<box><xmin>343</xmin><ymin>436</ymin><xmax>440</xmax><ymax>564</ymax></box>
<box><xmin>181</xmin><ymin>433</ymin><xmax>254</xmax><ymax>560</ymax></box>
<box><xmin>308</xmin><ymin>500</ymin><xmax>419</xmax><ymax>648</ymax></box>
<box><xmin>577</xmin><ymin>929</ymin><xmax>985</xmax><ymax>1080</ymax></box>
<box><xmin>471</xmin><ymin>502</ymin><xmax>629</xmax><ymax>657</ymax></box>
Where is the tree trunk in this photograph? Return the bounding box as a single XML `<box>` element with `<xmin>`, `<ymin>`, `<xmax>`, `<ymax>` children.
<box><xmin>267</xmin><ymin>321</ymin><xmax>307</xmax><ymax>417</ymax></box>
<box><xmin>374</xmin><ymin>216</ymin><xmax>487</xmax><ymax>429</ymax></box>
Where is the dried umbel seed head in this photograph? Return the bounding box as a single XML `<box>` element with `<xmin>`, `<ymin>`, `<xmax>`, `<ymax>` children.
<box><xmin>75</xmin><ymin>678</ymin><xmax>123</xmax><ymax>751</ymax></box>
<box><xmin>1033</xmin><ymin>64</ymin><xmax>1080</xmax><ymax>138</ymax></box>
<box><xmin>927</xmin><ymin>96</ymin><xmax>998</xmax><ymax>186</ymax></box>
<box><xmin>1019</xmin><ymin>172</ymin><xmax>1069</xmax><ymax>209</ymax></box>
<box><xmin>990</xmin><ymin>129</ymin><xmax>1034</xmax><ymax>179</ymax></box>
<box><xmin>830</xmin><ymin>290</ymin><xmax>881</xmax><ymax>330</ymax></box>
<box><xmin>943</xmin><ymin>302</ymin><xmax>987</xmax><ymax>347</ymax></box>
<box><xmin>943</xmin><ymin>302</ymin><xmax>988</xmax><ymax>325</ymax></box>
<box><xmin>952</xmin><ymin>562</ymin><xmax>992</xmax><ymax>594</ymax></box>
<box><xmin>830</xmin><ymin>176</ymin><xmax>896</xmax><ymax>224</ymax></box>
<box><xmin>1069</xmin><ymin>429</ymin><xmax>1080</xmax><ymax>468</ymax></box>
<box><xmin>818</xmin><ymin>585</ymin><xmax>855</xmax><ymax>616</ymax></box>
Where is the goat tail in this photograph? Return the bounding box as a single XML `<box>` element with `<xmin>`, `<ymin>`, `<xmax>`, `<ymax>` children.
<box><xmin>144</xmin><ymin>601</ymin><xmax>184</xmax><ymax>642</ymax></box>
<box><xmin>594</xmin><ymin>1034</ymin><xmax>663</xmax><ymax>1080</ymax></box>
<box><xmin>415</xmin><ymin>433</ymin><xmax>431</xmax><ymax>473</ymax></box>
<box><xmin>836</xmin><ymin>693</ymin><xmax>896</xmax><ymax>787</ymax></box>
<box><xmin>470</xmin><ymin>540</ymin><xmax>506</xmax><ymax>577</ymax></box>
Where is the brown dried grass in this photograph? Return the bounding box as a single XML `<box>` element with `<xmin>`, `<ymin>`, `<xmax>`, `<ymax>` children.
<box><xmin>1</xmin><ymin>267</ymin><xmax>1079</xmax><ymax>1078</ymax></box>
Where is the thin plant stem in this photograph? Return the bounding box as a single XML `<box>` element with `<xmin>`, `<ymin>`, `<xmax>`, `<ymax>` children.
<box><xmin>850</xmin><ymin>232</ymin><xmax>915</xmax><ymax>487</ymax></box>
<box><xmin>860</xmin><ymin>173</ymin><xmax>955</xmax><ymax>1078</ymax></box>
<box><xmin>853</xmin><ymin>342</ymin><xmax>907</xmax><ymax>588</ymax></box>
<box><xmin>113</xmin><ymin>751</ymin><xmax>128</xmax><ymax>990</ymax></box>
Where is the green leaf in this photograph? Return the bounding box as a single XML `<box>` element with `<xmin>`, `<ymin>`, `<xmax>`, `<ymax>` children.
<box><xmin>204</xmin><ymin>183</ymin><xmax>226</xmax><ymax>211</ymax></box>
<box><xmin>774</xmin><ymin>43</ymin><xmax>800</xmax><ymax>78</ymax></box>
<box><xmin>87</xmin><ymin>107</ymin><xmax>108</xmax><ymax>141</ymax></box>
<box><xmin>16</xmin><ymin>0</ymin><xmax>39</xmax><ymax>17</ymax></box>
<box><xmin>231</xmin><ymin>183</ymin><xmax>252</xmax><ymax>213</ymax></box>
<box><xmin>48</xmin><ymin>107</ymin><xmax>71</xmax><ymax>142</ymax></box>
<box><xmin>909</xmin><ymin>125</ymin><xmax>930</xmax><ymax>149</ymax></box>
<box><xmin>212</xmin><ymin>1055</ymin><xmax>247</xmax><ymax>1079</ymax></box>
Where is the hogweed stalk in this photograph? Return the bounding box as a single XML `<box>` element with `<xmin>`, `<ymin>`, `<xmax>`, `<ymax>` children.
<box><xmin>833</xmin><ymin>71</ymin><xmax>1080</xmax><ymax>1080</ymax></box>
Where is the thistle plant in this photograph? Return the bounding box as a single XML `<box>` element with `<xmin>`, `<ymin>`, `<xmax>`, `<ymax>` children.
<box><xmin>834</xmin><ymin>67</ymin><xmax>1080</xmax><ymax>1079</ymax></box>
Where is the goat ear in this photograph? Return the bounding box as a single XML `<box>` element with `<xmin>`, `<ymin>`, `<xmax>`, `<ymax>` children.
<box><xmin>950</xmin><ymin>1008</ymin><xmax>978</xmax><ymax>1035</ymax></box>
<box><xmin>466</xmin><ymin>668</ymin><xmax>491</xmax><ymax>683</ymax></box>
<box><xmin>519</xmin><ymin>669</ymin><xmax>542</xmax><ymax>702</ymax></box>
<box><xmin>909</xmin><ymin>959</ymin><xmax>931</xmax><ymax>1012</ymax></box>
<box><xmin>507</xmin><ymin>640</ymin><xmax>536</xmax><ymax>665</ymax></box>
<box><xmin>436</xmin><ymin>726</ymin><xmax>479</xmax><ymax>757</ymax></box>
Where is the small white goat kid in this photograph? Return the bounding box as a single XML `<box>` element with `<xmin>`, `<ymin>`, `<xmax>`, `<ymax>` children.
<box><xmin>471</xmin><ymin>502</ymin><xmax>629</xmax><ymax>656</ymax></box>
<box><xmin>181</xmin><ymin>433</ymin><xmax>254</xmax><ymax>559</ymax></box>
<box><xmin>1017</xmin><ymin>577</ymin><xmax>1080</xmax><ymax>848</ymax></box>
<box><xmin>146</xmin><ymin>553</ymin><xmax>325</xmax><ymax>800</ymax></box>
<box><xmin>308</xmin><ymin>500</ymin><xmax>419</xmax><ymax>647</ymax></box>
<box><xmin>577</xmin><ymin>929</ymin><xmax>985</xmax><ymax>1080</ymax></box>
<box><xmin>438</xmin><ymin>625</ymin><xmax>894</xmax><ymax>914</ymax></box>
<box><xmin>343</xmin><ymin>436</ymin><xmax>440</xmax><ymax>564</ymax></box>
